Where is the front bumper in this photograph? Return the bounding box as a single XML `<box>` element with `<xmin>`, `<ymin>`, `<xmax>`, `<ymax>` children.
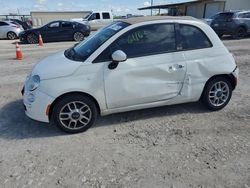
<box><xmin>23</xmin><ymin>87</ymin><xmax>54</xmax><ymax>123</ymax></box>
<box><xmin>232</xmin><ymin>66</ymin><xmax>239</xmax><ymax>88</ymax></box>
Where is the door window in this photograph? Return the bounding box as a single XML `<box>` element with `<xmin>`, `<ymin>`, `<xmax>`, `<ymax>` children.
<box><xmin>178</xmin><ymin>24</ymin><xmax>212</xmax><ymax>50</ymax></box>
<box><xmin>94</xmin><ymin>24</ymin><xmax>176</xmax><ymax>62</ymax></box>
<box><xmin>89</xmin><ymin>13</ymin><xmax>100</xmax><ymax>20</ymax></box>
<box><xmin>61</xmin><ymin>21</ymin><xmax>72</xmax><ymax>28</ymax></box>
<box><xmin>102</xmin><ymin>13</ymin><xmax>110</xmax><ymax>19</ymax></box>
<box><xmin>48</xmin><ymin>22</ymin><xmax>60</xmax><ymax>28</ymax></box>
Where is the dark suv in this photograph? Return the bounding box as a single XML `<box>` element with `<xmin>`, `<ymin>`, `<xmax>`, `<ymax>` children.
<box><xmin>211</xmin><ymin>11</ymin><xmax>250</xmax><ymax>38</ymax></box>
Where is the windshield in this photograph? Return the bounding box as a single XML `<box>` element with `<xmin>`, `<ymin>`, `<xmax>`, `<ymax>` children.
<box><xmin>64</xmin><ymin>21</ymin><xmax>130</xmax><ymax>62</ymax></box>
<box><xmin>83</xmin><ymin>12</ymin><xmax>92</xmax><ymax>19</ymax></box>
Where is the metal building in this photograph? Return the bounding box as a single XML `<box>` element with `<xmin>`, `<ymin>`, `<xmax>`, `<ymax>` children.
<box><xmin>31</xmin><ymin>11</ymin><xmax>91</xmax><ymax>27</ymax></box>
<box><xmin>138</xmin><ymin>0</ymin><xmax>250</xmax><ymax>18</ymax></box>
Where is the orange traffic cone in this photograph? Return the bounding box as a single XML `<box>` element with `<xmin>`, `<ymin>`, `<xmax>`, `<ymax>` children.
<box><xmin>15</xmin><ymin>42</ymin><xmax>23</xmax><ymax>60</ymax></box>
<box><xmin>38</xmin><ymin>34</ymin><xmax>44</xmax><ymax>46</ymax></box>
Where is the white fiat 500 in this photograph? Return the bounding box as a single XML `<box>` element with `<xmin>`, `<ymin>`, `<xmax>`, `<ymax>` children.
<box><xmin>23</xmin><ymin>16</ymin><xmax>239</xmax><ymax>133</ymax></box>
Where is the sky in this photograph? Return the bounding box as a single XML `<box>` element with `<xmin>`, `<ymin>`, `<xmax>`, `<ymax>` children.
<box><xmin>0</xmin><ymin>0</ymin><xmax>187</xmax><ymax>16</ymax></box>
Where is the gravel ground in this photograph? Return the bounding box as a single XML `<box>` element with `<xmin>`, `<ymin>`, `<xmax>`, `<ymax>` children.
<box><xmin>0</xmin><ymin>37</ymin><xmax>249</xmax><ymax>188</ymax></box>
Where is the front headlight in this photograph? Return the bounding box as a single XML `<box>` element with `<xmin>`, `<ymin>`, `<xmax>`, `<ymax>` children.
<box><xmin>28</xmin><ymin>75</ymin><xmax>40</xmax><ymax>91</ymax></box>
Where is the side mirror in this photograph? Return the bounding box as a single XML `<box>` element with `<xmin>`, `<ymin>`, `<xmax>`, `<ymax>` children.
<box><xmin>111</xmin><ymin>50</ymin><xmax>127</xmax><ymax>62</ymax></box>
<box><xmin>108</xmin><ymin>50</ymin><xmax>127</xmax><ymax>70</ymax></box>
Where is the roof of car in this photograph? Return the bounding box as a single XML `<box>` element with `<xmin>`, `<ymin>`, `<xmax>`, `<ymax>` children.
<box><xmin>121</xmin><ymin>16</ymin><xmax>199</xmax><ymax>25</ymax></box>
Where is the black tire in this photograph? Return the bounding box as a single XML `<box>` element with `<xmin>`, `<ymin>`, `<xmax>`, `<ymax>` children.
<box><xmin>201</xmin><ymin>77</ymin><xmax>232</xmax><ymax>111</ymax></box>
<box><xmin>27</xmin><ymin>33</ymin><xmax>38</xmax><ymax>44</ymax></box>
<box><xmin>233</xmin><ymin>27</ymin><xmax>246</xmax><ymax>39</ymax></box>
<box><xmin>73</xmin><ymin>32</ymin><xmax>84</xmax><ymax>42</ymax></box>
<box><xmin>52</xmin><ymin>94</ymin><xmax>98</xmax><ymax>133</ymax></box>
<box><xmin>7</xmin><ymin>31</ymin><xmax>17</xmax><ymax>40</ymax></box>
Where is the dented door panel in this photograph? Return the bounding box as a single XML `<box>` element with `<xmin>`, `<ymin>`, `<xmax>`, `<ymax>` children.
<box><xmin>104</xmin><ymin>52</ymin><xmax>187</xmax><ymax>109</ymax></box>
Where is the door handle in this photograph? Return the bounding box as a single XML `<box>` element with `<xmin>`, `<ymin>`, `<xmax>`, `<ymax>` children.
<box><xmin>169</xmin><ymin>64</ymin><xmax>185</xmax><ymax>71</ymax></box>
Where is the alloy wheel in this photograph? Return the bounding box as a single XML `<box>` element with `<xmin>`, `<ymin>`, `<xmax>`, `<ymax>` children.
<box><xmin>7</xmin><ymin>32</ymin><xmax>17</xmax><ymax>40</ymax></box>
<box><xmin>74</xmin><ymin>32</ymin><xmax>84</xmax><ymax>41</ymax></box>
<box><xmin>27</xmin><ymin>34</ymin><xmax>38</xmax><ymax>44</ymax></box>
<box><xmin>208</xmin><ymin>81</ymin><xmax>230</xmax><ymax>107</ymax></box>
<box><xmin>59</xmin><ymin>101</ymin><xmax>92</xmax><ymax>130</ymax></box>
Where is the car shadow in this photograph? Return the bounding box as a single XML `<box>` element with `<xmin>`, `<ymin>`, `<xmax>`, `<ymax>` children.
<box><xmin>0</xmin><ymin>100</ymin><xmax>67</xmax><ymax>140</ymax></box>
<box><xmin>0</xmin><ymin>99</ymin><xmax>209</xmax><ymax>140</ymax></box>
<box><xmin>94</xmin><ymin>102</ymin><xmax>209</xmax><ymax>128</ymax></box>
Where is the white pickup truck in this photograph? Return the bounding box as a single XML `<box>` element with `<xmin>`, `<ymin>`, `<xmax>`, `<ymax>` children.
<box><xmin>72</xmin><ymin>11</ymin><xmax>114</xmax><ymax>30</ymax></box>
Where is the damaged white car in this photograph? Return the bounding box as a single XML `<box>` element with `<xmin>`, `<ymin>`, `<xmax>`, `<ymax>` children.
<box><xmin>22</xmin><ymin>16</ymin><xmax>239</xmax><ymax>133</ymax></box>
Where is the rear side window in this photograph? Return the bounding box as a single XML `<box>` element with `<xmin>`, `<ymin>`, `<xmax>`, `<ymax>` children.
<box><xmin>48</xmin><ymin>22</ymin><xmax>60</xmax><ymax>28</ymax></box>
<box><xmin>94</xmin><ymin>23</ymin><xmax>176</xmax><ymax>62</ymax></box>
<box><xmin>214</xmin><ymin>13</ymin><xmax>234</xmax><ymax>20</ymax></box>
<box><xmin>0</xmin><ymin>21</ymin><xmax>8</xmax><ymax>26</ymax></box>
<box><xmin>239</xmin><ymin>13</ymin><xmax>250</xmax><ymax>18</ymax></box>
<box><xmin>178</xmin><ymin>24</ymin><xmax>212</xmax><ymax>50</ymax></box>
<box><xmin>102</xmin><ymin>13</ymin><xmax>110</xmax><ymax>19</ymax></box>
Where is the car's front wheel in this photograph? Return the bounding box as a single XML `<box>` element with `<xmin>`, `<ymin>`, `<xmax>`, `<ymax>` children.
<box><xmin>202</xmin><ymin>77</ymin><xmax>232</xmax><ymax>111</ymax></box>
<box><xmin>27</xmin><ymin>33</ymin><xmax>38</xmax><ymax>44</ymax></box>
<box><xmin>73</xmin><ymin>32</ymin><xmax>84</xmax><ymax>42</ymax></box>
<box><xmin>52</xmin><ymin>94</ymin><xmax>98</xmax><ymax>133</ymax></box>
<box><xmin>7</xmin><ymin>32</ymin><xmax>17</xmax><ymax>40</ymax></box>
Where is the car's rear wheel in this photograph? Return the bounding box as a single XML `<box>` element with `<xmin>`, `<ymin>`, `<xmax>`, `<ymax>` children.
<box><xmin>52</xmin><ymin>94</ymin><xmax>97</xmax><ymax>133</ymax></box>
<box><xmin>7</xmin><ymin>32</ymin><xmax>17</xmax><ymax>40</ymax></box>
<box><xmin>27</xmin><ymin>33</ymin><xmax>38</xmax><ymax>44</ymax></box>
<box><xmin>73</xmin><ymin>32</ymin><xmax>84</xmax><ymax>42</ymax></box>
<box><xmin>202</xmin><ymin>77</ymin><xmax>232</xmax><ymax>111</ymax></box>
<box><xmin>234</xmin><ymin>27</ymin><xmax>246</xmax><ymax>39</ymax></box>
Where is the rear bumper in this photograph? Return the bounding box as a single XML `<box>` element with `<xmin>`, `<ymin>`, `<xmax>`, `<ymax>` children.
<box><xmin>232</xmin><ymin>66</ymin><xmax>239</xmax><ymax>89</ymax></box>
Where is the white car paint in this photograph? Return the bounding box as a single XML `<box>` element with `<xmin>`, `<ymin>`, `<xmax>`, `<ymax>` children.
<box><xmin>31</xmin><ymin>51</ymin><xmax>82</xmax><ymax>80</ymax></box>
<box><xmin>23</xmin><ymin>18</ymin><xmax>238</xmax><ymax>123</ymax></box>
<box><xmin>0</xmin><ymin>21</ymin><xmax>23</xmax><ymax>39</ymax></box>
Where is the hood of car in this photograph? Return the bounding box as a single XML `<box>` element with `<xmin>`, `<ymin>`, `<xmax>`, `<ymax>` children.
<box><xmin>21</xmin><ymin>27</ymin><xmax>41</xmax><ymax>34</ymax></box>
<box><xmin>31</xmin><ymin>51</ymin><xmax>82</xmax><ymax>80</ymax></box>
